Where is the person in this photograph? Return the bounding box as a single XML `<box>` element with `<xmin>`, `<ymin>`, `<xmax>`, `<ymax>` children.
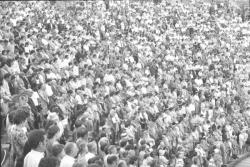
<box><xmin>9</xmin><ymin>110</ymin><xmax>28</xmax><ymax>167</ymax></box>
<box><xmin>76</xmin><ymin>140</ymin><xmax>88</xmax><ymax>165</ymax></box>
<box><xmin>106</xmin><ymin>155</ymin><xmax>119</xmax><ymax>167</ymax></box>
<box><xmin>85</xmin><ymin>141</ymin><xmax>97</xmax><ymax>163</ymax></box>
<box><xmin>75</xmin><ymin>125</ymin><xmax>89</xmax><ymax>143</ymax></box>
<box><xmin>51</xmin><ymin>143</ymin><xmax>65</xmax><ymax>161</ymax></box>
<box><xmin>118</xmin><ymin>160</ymin><xmax>127</xmax><ymax>167</ymax></box>
<box><xmin>46</xmin><ymin>124</ymin><xmax>61</xmax><ymax>156</ymax></box>
<box><xmin>38</xmin><ymin>157</ymin><xmax>60</xmax><ymax>167</ymax></box>
<box><xmin>60</xmin><ymin>142</ymin><xmax>79</xmax><ymax>167</ymax></box>
<box><xmin>23</xmin><ymin>129</ymin><xmax>46</xmax><ymax>167</ymax></box>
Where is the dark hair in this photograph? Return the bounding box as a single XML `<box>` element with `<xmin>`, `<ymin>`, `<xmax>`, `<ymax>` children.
<box><xmin>3</xmin><ymin>73</ymin><xmax>11</xmax><ymax>79</ymax></box>
<box><xmin>38</xmin><ymin>157</ymin><xmax>60</xmax><ymax>167</ymax></box>
<box><xmin>45</xmin><ymin>120</ymin><xmax>56</xmax><ymax>132</ymax></box>
<box><xmin>125</xmin><ymin>145</ymin><xmax>134</xmax><ymax>151</ymax></box>
<box><xmin>140</xmin><ymin>139</ymin><xmax>146</xmax><ymax>145</ymax></box>
<box><xmin>129</xmin><ymin>156</ymin><xmax>137</xmax><ymax>165</ymax></box>
<box><xmin>120</xmin><ymin>140</ymin><xmax>127</xmax><ymax>148</ymax></box>
<box><xmin>16</xmin><ymin>140</ymin><xmax>32</xmax><ymax>167</ymax></box>
<box><xmin>13</xmin><ymin>110</ymin><xmax>28</xmax><ymax>125</ymax></box>
<box><xmin>28</xmin><ymin>129</ymin><xmax>46</xmax><ymax>149</ymax></box>
<box><xmin>47</xmin><ymin>125</ymin><xmax>60</xmax><ymax>139</ymax></box>
<box><xmin>88</xmin><ymin>156</ymin><xmax>102</xmax><ymax>165</ymax></box>
<box><xmin>107</xmin><ymin>155</ymin><xmax>118</xmax><ymax>165</ymax></box>
<box><xmin>8</xmin><ymin>110</ymin><xmax>17</xmax><ymax>124</ymax></box>
<box><xmin>6</xmin><ymin>59</ymin><xmax>13</xmax><ymax>67</ymax></box>
<box><xmin>52</xmin><ymin>144</ymin><xmax>64</xmax><ymax>157</ymax></box>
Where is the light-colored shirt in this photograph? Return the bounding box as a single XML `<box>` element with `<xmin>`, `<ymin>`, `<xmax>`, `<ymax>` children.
<box><xmin>23</xmin><ymin>150</ymin><xmax>44</xmax><ymax>167</ymax></box>
<box><xmin>60</xmin><ymin>155</ymin><xmax>75</xmax><ymax>167</ymax></box>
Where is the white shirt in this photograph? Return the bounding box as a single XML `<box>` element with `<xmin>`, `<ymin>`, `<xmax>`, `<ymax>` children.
<box><xmin>23</xmin><ymin>150</ymin><xmax>44</xmax><ymax>167</ymax></box>
<box><xmin>11</xmin><ymin>60</ymin><xmax>20</xmax><ymax>74</ymax></box>
<box><xmin>73</xmin><ymin>65</ymin><xmax>79</xmax><ymax>76</ymax></box>
<box><xmin>31</xmin><ymin>92</ymin><xmax>40</xmax><ymax>106</ymax></box>
<box><xmin>60</xmin><ymin>155</ymin><xmax>75</xmax><ymax>167</ymax></box>
<box><xmin>45</xmin><ymin>84</ymin><xmax>53</xmax><ymax>97</ymax></box>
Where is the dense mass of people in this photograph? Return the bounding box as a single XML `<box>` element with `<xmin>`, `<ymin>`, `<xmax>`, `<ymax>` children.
<box><xmin>1</xmin><ymin>1</ymin><xmax>250</xmax><ymax>167</ymax></box>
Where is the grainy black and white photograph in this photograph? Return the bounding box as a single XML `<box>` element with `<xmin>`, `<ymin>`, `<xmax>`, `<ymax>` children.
<box><xmin>0</xmin><ymin>0</ymin><xmax>250</xmax><ymax>167</ymax></box>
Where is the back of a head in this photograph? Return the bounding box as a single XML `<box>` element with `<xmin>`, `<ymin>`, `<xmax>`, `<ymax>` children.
<box><xmin>88</xmin><ymin>156</ymin><xmax>102</xmax><ymax>165</ymax></box>
<box><xmin>52</xmin><ymin>144</ymin><xmax>64</xmax><ymax>157</ymax></box>
<box><xmin>38</xmin><ymin>157</ymin><xmax>60</xmax><ymax>167</ymax></box>
<box><xmin>64</xmin><ymin>142</ymin><xmax>77</xmax><ymax>156</ymax></box>
<box><xmin>87</xmin><ymin>141</ymin><xmax>97</xmax><ymax>154</ymax></box>
<box><xmin>107</xmin><ymin>155</ymin><xmax>118</xmax><ymax>166</ymax></box>
<box><xmin>118</xmin><ymin>160</ymin><xmax>127</xmax><ymax>167</ymax></box>
<box><xmin>47</xmin><ymin>124</ymin><xmax>60</xmax><ymax>139</ymax></box>
<box><xmin>23</xmin><ymin>140</ymin><xmax>32</xmax><ymax>157</ymax></box>
<box><xmin>76</xmin><ymin>126</ymin><xmax>88</xmax><ymax>139</ymax></box>
<box><xmin>76</xmin><ymin>140</ymin><xmax>88</xmax><ymax>154</ymax></box>
<box><xmin>13</xmin><ymin>110</ymin><xmax>28</xmax><ymax>125</ymax></box>
<box><xmin>28</xmin><ymin>129</ymin><xmax>46</xmax><ymax>150</ymax></box>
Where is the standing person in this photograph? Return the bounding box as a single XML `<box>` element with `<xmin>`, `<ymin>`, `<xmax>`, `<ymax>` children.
<box><xmin>51</xmin><ymin>144</ymin><xmax>65</xmax><ymax>161</ymax></box>
<box><xmin>9</xmin><ymin>110</ymin><xmax>29</xmax><ymax>167</ymax></box>
<box><xmin>23</xmin><ymin>129</ymin><xmax>46</xmax><ymax>167</ymax></box>
<box><xmin>46</xmin><ymin>124</ymin><xmax>61</xmax><ymax>156</ymax></box>
<box><xmin>85</xmin><ymin>141</ymin><xmax>97</xmax><ymax>163</ymax></box>
<box><xmin>60</xmin><ymin>142</ymin><xmax>79</xmax><ymax>167</ymax></box>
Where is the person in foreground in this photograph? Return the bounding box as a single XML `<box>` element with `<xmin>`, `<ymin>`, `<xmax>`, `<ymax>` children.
<box><xmin>23</xmin><ymin>129</ymin><xmax>46</xmax><ymax>167</ymax></box>
<box><xmin>60</xmin><ymin>142</ymin><xmax>79</xmax><ymax>167</ymax></box>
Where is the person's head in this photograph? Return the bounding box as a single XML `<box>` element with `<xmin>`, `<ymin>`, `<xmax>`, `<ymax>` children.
<box><xmin>108</xmin><ymin>145</ymin><xmax>117</xmax><ymax>154</ymax></box>
<box><xmin>120</xmin><ymin>140</ymin><xmax>127</xmax><ymax>148</ymax></box>
<box><xmin>52</xmin><ymin>144</ymin><xmax>65</xmax><ymax>160</ymax></box>
<box><xmin>38</xmin><ymin>157</ymin><xmax>60</xmax><ymax>167</ymax></box>
<box><xmin>118</xmin><ymin>160</ymin><xmax>127</xmax><ymax>167</ymax></box>
<box><xmin>64</xmin><ymin>142</ymin><xmax>79</xmax><ymax>158</ymax></box>
<box><xmin>88</xmin><ymin>141</ymin><xmax>97</xmax><ymax>154</ymax></box>
<box><xmin>28</xmin><ymin>129</ymin><xmax>46</xmax><ymax>152</ymax></box>
<box><xmin>13</xmin><ymin>110</ymin><xmax>28</xmax><ymax>126</ymax></box>
<box><xmin>47</xmin><ymin>124</ymin><xmax>60</xmax><ymax>140</ymax></box>
<box><xmin>76</xmin><ymin>126</ymin><xmax>88</xmax><ymax>140</ymax></box>
<box><xmin>76</xmin><ymin>140</ymin><xmax>88</xmax><ymax>154</ymax></box>
<box><xmin>3</xmin><ymin>73</ymin><xmax>11</xmax><ymax>81</ymax></box>
<box><xmin>107</xmin><ymin>155</ymin><xmax>119</xmax><ymax>167</ymax></box>
<box><xmin>129</xmin><ymin>156</ymin><xmax>137</xmax><ymax>166</ymax></box>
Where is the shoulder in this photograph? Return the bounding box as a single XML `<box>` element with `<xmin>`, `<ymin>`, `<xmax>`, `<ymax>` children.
<box><xmin>24</xmin><ymin>151</ymin><xmax>32</xmax><ymax>161</ymax></box>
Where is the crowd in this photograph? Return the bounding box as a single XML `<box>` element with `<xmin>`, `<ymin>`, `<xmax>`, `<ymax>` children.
<box><xmin>1</xmin><ymin>1</ymin><xmax>250</xmax><ymax>167</ymax></box>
